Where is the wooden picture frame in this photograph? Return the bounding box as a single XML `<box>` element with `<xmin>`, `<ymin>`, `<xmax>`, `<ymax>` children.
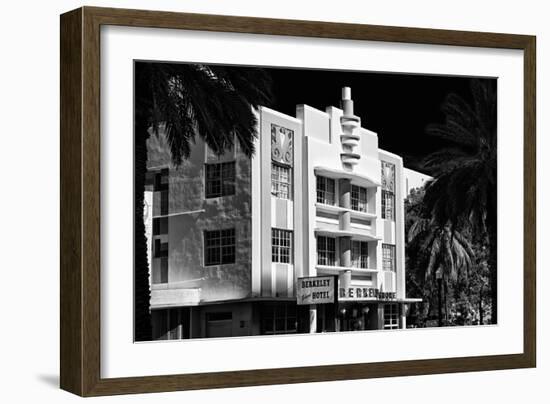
<box><xmin>60</xmin><ymin>6</ymin><xmax>536</xmax><ymax>397</ymax></box>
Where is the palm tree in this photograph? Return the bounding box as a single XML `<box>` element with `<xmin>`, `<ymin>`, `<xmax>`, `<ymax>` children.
<box><xmin>421</xmin><ymin>79</ymin><xmax>497</xmax><ymax>323</ymax></box>
<box><xmin>408</xmin><ymin>217</ymin><xmax>475</xmax><ymax>326</ymax></box>
<box><xmin>134</xmin><ymin>62</ymin><xmax>273</xmax><ymax>341</ymax></box>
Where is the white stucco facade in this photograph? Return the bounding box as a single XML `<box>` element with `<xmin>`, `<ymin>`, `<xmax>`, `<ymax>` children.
<box><xmin>147</xmin><ymin>87</ymin><xmax>424</xmax><ymax>339</ymax></box>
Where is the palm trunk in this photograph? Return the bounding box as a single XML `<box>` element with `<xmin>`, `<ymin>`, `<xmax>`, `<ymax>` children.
<box><xmin>134</xmin><ymin>116</ymin><xmax>152</xmax><ymax>341</ymax></box>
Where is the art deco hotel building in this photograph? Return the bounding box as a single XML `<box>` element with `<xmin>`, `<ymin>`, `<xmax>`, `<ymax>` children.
<box><xmin>144</xmin><ymin>87</ymin><xmax>426</xmax><ymax>340</ymax></box>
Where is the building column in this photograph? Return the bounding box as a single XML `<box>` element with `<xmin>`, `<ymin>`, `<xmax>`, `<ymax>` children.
<box><xmin>400</xmin><ymin>304</ymin><xmax>407</xmax><ymax>329</ymax></box>
<box><xmin>378</xmin><ymin>305</ymin><xmax>385</xmax><ymax>330</ymax></box>
<box><xmin>339</xmin><ymin>269</ymin><xmax>352</xmax><ymax>291</ymax></box>
<box><xmin>339</xmin><ymin>178</ymin><xmax>351</xmax><ymax>232</ymax></box>
<box><xmin>309</xmin><ymin>305</ymin><xmax>317</xmax><ymax>333</ymax></box>
<box><xmin>340</xmin><ymin>237</ymin><xmax>351</xmax><ymax>268</ymax></box>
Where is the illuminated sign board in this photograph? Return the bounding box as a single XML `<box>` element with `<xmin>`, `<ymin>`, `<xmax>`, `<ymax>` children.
<box><xmin>297</xmin><ymin>276</ymin><xmax>336</xmax><ymax>305</ymax></box>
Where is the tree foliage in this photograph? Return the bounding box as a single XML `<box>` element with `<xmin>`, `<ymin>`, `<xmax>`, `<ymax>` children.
<box><xmin>133</xmin><ymin>62</ymin><xmax>273</xmax><ymax>340</ymax></box>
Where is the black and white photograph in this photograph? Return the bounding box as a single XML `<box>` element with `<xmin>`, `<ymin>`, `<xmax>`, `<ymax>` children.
<box><xmin>134</xmin><ymin>62</ymin><xmax>497</xmax><ymax>341</ymax></box>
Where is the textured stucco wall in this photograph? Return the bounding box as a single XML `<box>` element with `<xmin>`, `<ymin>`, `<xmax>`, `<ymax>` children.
<box><xmin>147</xmin><ymin>131</ymin><xmax>252</xmax><ymax>303</ymax></box>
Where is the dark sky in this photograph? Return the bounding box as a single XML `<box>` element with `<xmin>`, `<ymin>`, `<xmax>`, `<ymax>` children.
<box><xmin>261</xmin><ymin>67</ymin><xmax>494</xmax><ymax>173</ymax></box>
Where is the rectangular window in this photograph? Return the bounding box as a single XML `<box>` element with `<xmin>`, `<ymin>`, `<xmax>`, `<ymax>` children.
<box><xmin>154</xmin><ymin>168</ymin><xmax>169</xmax><ymax>191</ymax></box>
<box><xmin>153</xmin><ymin>217</ymin><xmax>168</xmax><ymax>236</ymax></box>
<box><xmin>316</xmin><ymin>176</ymin><xmax>336</xmax><ymax>205</ymax></box>
<box><xmin>272</xmin><ymin>229</ymin><xmax>293</xmax><ymax>264</ymax></box>
<box><xmin>381</xmin><ymin>161</ymin><xmax>395</xmax><ymax>220</ymax></box>
<box><xmin>384</xmin><ymin>303</ymin><xmax>399</xmax><ymax>330</ymax></box>
<box><xmin>205</xmin><ymin>162</ymin><xmax>235</xmax><ymax>198</ymax></box>
<box><xmin>381</xmin><ymin>190</ymin><xmax>395</xmax><ymax>220</ymax></box>
<box><xmin>204</xmin><ymin>228</ymin><xmax>235</xmax><ymax>266</ymax></box>
<box><xmin>351</xmin><ymin>240</ymin><xmax>369</xmax><ymax>269</ymax></box>
<box><xmin>154</xmin><ymin>239</ymin><xmax>168</xmax><ymax>258</ymax></box>
<box><xmin>382</xmin><ymin>243</ymin><xmax>396</xmax><ymax>272</ymax></box>
<box><xmin>260</xmin><ymin>303</ymin><xmax>297</xmax><ymax>335</ymax></box>
<box><xmin>152</xmin><ymin>256</ymin><xmax>168</xmax><ymax>284</ymax></box>
<box><xmin>317</xmin><ymin>236</ymin><xmax>336</xmax><ymax>266</ymax></box>
<box><xmin>351</xmin><ymin>185</ymin><xmax>368</xmax><ymax>212</ymax></box>
<box><xmin>150</xmin><ymin>168</ymin><xmax>169</xmax><ymax>216</ymax></box>
<box><xmin>271</xmin><ymin>163</ymin><xmax>292</xmax><ymax>200</ymax></box>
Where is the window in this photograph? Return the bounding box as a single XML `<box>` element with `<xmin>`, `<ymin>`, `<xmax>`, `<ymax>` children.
<box><xmin>351</xmin><ymin>185</ymin><xmax>368</xmax><ymax>212</ymax></box>
<box><xmin>153</xmin><ymin>217</ymin><xmax>168</xmax><ymax>235</ymax></box>
<box><xmin>271</xmin><ymin>163</ymin><xmax>292</xmax><ymax>199</ymax></box>
<box><xmin>317</xmin><ymin>236</ymin><xmax>336</xmax><ymax>266</ymax></box>
<box><xmin>204</xmin><ymin>229</ymin><xmax>236</xmax><ymax>265</ymax></box>
<box><xmin>351</xmin><ymin>240</ymin><xmax>369</xmax><ymax>269</ymax></box>
<box><xmin>152</xmin><ymin>168</ymin><xmax>169</xmax><ymax>215</ymax></box>
<box><xmin>384</xmin><ymin>303</ymin><xmax>399</xmax><ymax>329</ymax></box>
<box><xmin>154</xmin><ymin>239</ymin><xmax>168</xmax><ymax>258</ymax></box>
<box><xmin>272</xmin><ymin>229</ymin><xmax>293</xmax><ymax>264</ymax></box>
<box><xmin>316</xmin><ymin>176</ymin><xmax>336</xmax><ymax>205</ymax></box>
<box><xmin>260</xmin><ymin>303</ymin><xmax>297</xmax><ymax>335</ymax></box>
<box><xmin>148</xmin><ymin>168</ymin><xmax>170</xmax><ymax>285</ymax></box>
<box><xmin>152</xmin><ymin>308</ymin><xmax>184</xmax><ymax>340</ymax></box>
<box><xmin>381</xmin><ymin>190</ymin><xmax>395</xmax><ymax>220</ymax></box>
<box><xmin>205</xmin><ymin>162</ymin><xmax>235</xmax><ymax>198</ymax></box>
<box><xmin>381</xmin><ymin>161</ymin><xmax>395</xmax><ymax>220</ymax></box>
<box><xmin>382</xmin><ymin>243</ymin><xmax>396</xmax><ymax>272</ymax></box>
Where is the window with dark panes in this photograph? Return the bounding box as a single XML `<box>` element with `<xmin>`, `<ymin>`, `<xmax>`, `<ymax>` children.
<box><xmin>204</xmin><ymin>228</ymin><xmax>236</xmax><ymax>266</ymax></box>
<box><xmin>260</xmin><ymin>303</ymin><xmax>297</xmax><ymax>335</ymax></box>
<box><xmin>205</xmin><ymin>162</ymin><xmax>235</xmax><ymax>198</ymax></box>
<box><xmin>384</xmin><ymin>303</ymin><xmax>399</xmax><ymax>329</ymax></box>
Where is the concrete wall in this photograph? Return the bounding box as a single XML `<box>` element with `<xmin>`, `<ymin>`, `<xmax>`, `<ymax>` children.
<box><xmin>147</xmin><ymin>131</ymin><xmax>252</xmax><ymax>304</ymax></box>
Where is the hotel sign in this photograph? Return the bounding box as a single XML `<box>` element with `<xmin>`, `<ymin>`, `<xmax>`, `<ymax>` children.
<box><xmin>339</xmin><ymin>287</ymin><xmax>396</xmax><ymax>301</ymax></box>
<box><xmin>297</xmin><ymin>276</ymin><xmax>336</xmax><ymax>305</ymax></box>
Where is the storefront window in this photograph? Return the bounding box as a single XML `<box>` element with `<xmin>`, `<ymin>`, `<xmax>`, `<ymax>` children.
<box><xmin>260</xmin><ymin>303</ymin><xmax>297</xmax><ymax>335</ymax></box>
<box><xmin>384</xmin><ymin>303</ymin><xmax>399</xmax><ymax>329</ymax></box>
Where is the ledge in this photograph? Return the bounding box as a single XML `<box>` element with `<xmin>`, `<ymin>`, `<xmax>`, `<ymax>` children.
<box><xmin>315</xmin><ymin>202</ymin><xmax>377</xmax><ymax>220</ymax></box>
<box><xmin>314</xmin><ymin>227</ymin><xmax>380</xmax><ymax>241</ymax></box>
<box><xmin>314</xmin><ymin>166</ymin><xmax>381</xmax><ymax>187</ymax></box>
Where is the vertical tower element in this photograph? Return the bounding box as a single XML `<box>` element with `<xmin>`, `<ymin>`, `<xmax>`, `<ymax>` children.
<box><xmin>340</xmin><ymin>87</ymin><xmax>361</xmax><ymax>169</ymax></box>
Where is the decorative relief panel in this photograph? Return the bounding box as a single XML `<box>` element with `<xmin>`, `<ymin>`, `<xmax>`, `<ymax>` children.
<box><xmin>381</xmin><ymin>161</ymin><xmax>395</xmax><ymax>192</ymax></box>
<box><xmin>271</xmin><ymin>124</ymin><xmax>294</xmax><ymax>166</ymax></box>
